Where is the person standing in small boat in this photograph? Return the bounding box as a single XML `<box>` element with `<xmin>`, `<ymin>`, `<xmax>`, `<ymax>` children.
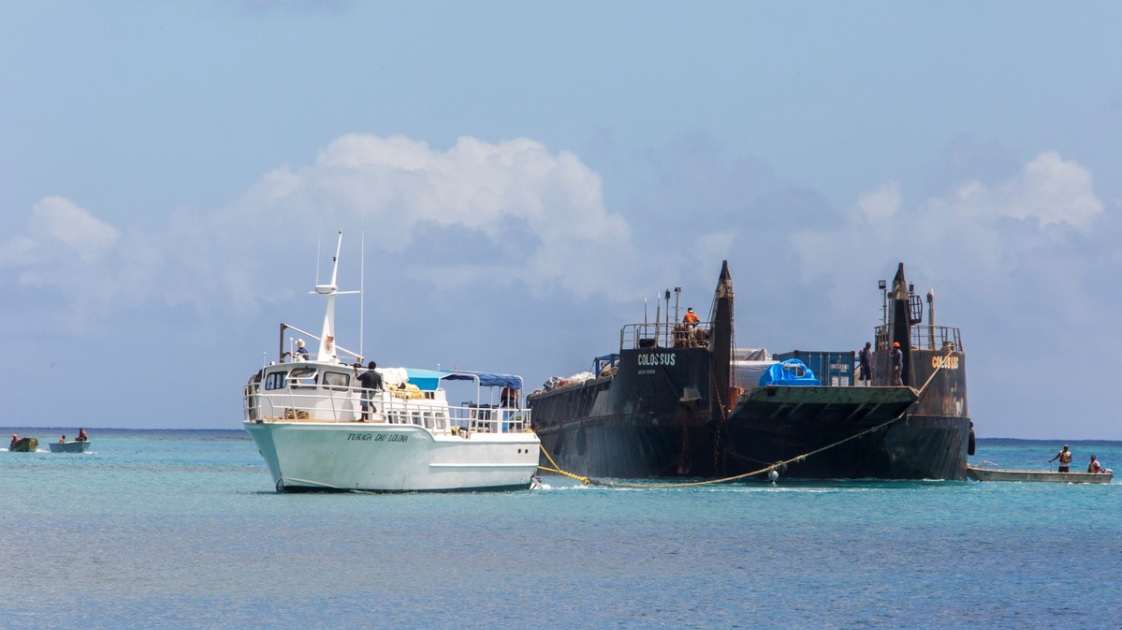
<box><xmin>76</xmin><ymin>428</ymin><xmax>88</xmax><ymax>442</ymax></box>
<box><xmin>1049</xmin><ymin>444</ymin><xmax>1073</xmax><ymax>472</ymax></box>
<box><xmin>9</xmin><ymin>434</ymin><xmax>17</xmax><ymax>449</ymax></box>
<box><xmin>354</xmin><ymin>360</ymin><xmax>383</xmax><ymax>422</ymax></box>
<box><xmin>1088</xmin><ymin>455</ymin><xmax>1103</xmax><ymax>474</ymax></box>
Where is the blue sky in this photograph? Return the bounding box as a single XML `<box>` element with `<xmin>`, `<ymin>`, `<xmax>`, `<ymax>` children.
<box><xmin>3</xmin><ymin>1</ymin><xmax>1121</xmax><ymax>439</ymax></box>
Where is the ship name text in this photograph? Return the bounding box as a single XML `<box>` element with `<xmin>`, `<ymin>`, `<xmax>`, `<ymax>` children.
<box><xmin>347</xmin><ymin>433</ymin><xmax>410</xmax><ymax>442</ymax></box>
<box><xmin>931</xmin><ymin>355</ymin><xmax>960</xmax><ymax>370</ymax></box>
<box><xmin>637</xmin><ymin>353</ymin><xmax>677</xmax><ymax>367</ymax></box>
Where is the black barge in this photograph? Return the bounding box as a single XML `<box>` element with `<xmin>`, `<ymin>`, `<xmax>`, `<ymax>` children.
<box><xmin>528</xmin><ymin>262</ymin><xmax>971</xmax><ymax>481</ymax></box>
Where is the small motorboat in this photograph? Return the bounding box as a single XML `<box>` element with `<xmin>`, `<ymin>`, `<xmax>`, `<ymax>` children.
<box><xmin>967</xmin><ymin>461</ymin><xmax>1113</xmax><ymax>484</ymax></box>
<box><xmin>9</xmin><ymin>437</ymin><xmax>39</xmax><ymax>452</ymax></box>
<box><xmin>49</xmin><ymin>441</ymin><xmax>91</xmax><ymax>453</ymax></box>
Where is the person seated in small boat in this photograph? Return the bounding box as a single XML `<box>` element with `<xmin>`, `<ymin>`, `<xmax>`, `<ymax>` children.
<box><xmin>59</xmin><ymin>435</ymin><xmax>66</xmax><ymax>444</ymax></box>
<box><xmin>76</xmin><ymin>428</ymin><xmax>88</xmax><ymax>442</ymax></box>
<box><xmin>1088</xmin><ymin>455</ymin><xmax>1103</xmax><ymax>474</ymax></box>
<box><xmin>9</xmin><ymin>434</ymin><xmax>17</xmax><ymax>449</ymax></box>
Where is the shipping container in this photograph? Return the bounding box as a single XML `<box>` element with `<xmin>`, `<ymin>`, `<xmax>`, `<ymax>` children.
<box><xmin>773</xmin><ymin>350</ymin><xmax>855</xmax><ymax>387</ymax></box>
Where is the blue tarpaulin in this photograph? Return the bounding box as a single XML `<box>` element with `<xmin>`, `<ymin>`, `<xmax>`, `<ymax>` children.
<box><xmin>758</xmin><ymin>359</ymin><xmax>821</xmax><ymax>386</ymax></box>
<box><xmin>405</xmin><ymin>368</ymin><xmax>522</xmax><ymax>391</ymax></box>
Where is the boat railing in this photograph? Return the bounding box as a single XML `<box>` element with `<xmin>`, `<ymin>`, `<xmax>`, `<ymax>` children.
<box><xmin>875</xmin><ymin>324</ymin><xmax>962</xmax><ymax>352</ymax></box>
<box><xmin>621</xmin><ymin>321</ymin><xmax>712</xmax><ymax>350</ymax></box>
<box><xmin>244</xmin><ymin>386</ymin><xmax>532</xmax><ymax>434</ymax></box>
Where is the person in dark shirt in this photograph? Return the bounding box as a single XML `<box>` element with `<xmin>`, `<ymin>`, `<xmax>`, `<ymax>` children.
<box><xmin>354</xmin><ymin>361</ymin><xmax>384</xmax><ymax>421</ymax></box>
<box><xmin>858</xmin><ymin>341</ymin><xmax>873</xmax><ymax>385</ymax></box>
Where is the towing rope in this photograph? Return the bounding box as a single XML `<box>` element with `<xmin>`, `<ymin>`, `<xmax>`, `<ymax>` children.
<box><xmin>536</xmin><ymin>347</ymin><xmax>956</xmax><ymax>489</ymax></box>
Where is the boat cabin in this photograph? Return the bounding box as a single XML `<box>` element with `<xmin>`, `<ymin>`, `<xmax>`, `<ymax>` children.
<box><xmin>244</xmin><ymin>361</ymin><xmax>530</xmax><ymax>435</ymax></box>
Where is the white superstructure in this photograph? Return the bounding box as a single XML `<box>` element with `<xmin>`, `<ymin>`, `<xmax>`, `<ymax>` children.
<box><xmin>242</xmin><ymin>231</ymin><xmax>540</xmax><ymax>492</ymax></box>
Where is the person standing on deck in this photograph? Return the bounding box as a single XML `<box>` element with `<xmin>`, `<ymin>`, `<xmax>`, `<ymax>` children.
<box><xmin>354</xmin><ymin>361</ymin><xmax>384</xmax><ymax>422</ymax></box>
<box><xmin>858</xmin><ymin>342</ymin><xmax>873</xmax><ymax>385</ymax></box>
<box><xmin>891</xmin><ymin>341</ymin><xmax>904</xmax><ymax>386</ymax></box>
<box><xmin>683</xmin><ymin>307</ymin><xmax>699</xmax><ymax>325</ymax></box>
<box><xmin>293</xmin><ymin>339</ymin><xmax>310</xmax><ymax>361</ymax></box>
<box><xmin>1049</xmin><ymin>444</ymin><xmax>1073</xmax><ymax>473</ymax></box>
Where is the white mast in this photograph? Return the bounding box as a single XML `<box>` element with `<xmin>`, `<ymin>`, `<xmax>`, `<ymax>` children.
<box><xmin>314</xmin><ymin>230</ymin><xmax>345</xmax><ymax>362</ymax></box>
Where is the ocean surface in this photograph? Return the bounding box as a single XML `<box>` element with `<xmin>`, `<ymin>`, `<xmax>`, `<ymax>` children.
<box><xmin>2</xmin><ymin>430</ymin><xmax>1119</xmax><ymax>629</ymax></box>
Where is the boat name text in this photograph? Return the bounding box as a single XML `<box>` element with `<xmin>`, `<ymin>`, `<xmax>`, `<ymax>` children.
<box><xmin>931</xmin><ymin>355</ymin><xmax>960</xmax><ymax>370</ymax></box>
<box><xmin>637</xmin><ymin>353</ymin><xmax>676</xmax><ymax>367</ymax></box>
<box><xmin>347</xmin><ymin>433</ymin><xmax>410</xmax><ymax>442</ymax></box>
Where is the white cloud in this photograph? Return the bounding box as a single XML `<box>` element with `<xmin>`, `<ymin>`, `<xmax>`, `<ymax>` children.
<box><xmin>855</xmin><ymin>181</ymin><xmax>901</xmax><ymax>224</ymax></box>
<box><xmin>938</xmin><ymin>151</ymin><xmax>1102</xmax><ymax>229</ymax></box>
<box><xmin>224</xmin><ymin>134</ymin><xmax>636</xmax><ymax>299</ymax></box>
<box><xmin>25</xmin><ymin>196</ymin><xmax>120</xmax><ymax>262</ymax></box>
<box><xmin>0</xmin><ymin>196</ymin><xmax>132</xmax><ymax>331</ymax></box>
<box><xmin>791</xmin><ymin>151</ymin><xmax>1106</xmax><ymax>322</ymax></box>
<box><xmin>0</xmin><ymin>133</ymin><xmax>650</xmax><ymax>328</ymax></box>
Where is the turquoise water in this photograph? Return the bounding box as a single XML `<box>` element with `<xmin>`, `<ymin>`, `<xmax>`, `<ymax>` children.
<box><xmin>2</xmin><ymin>430</ymin><xmax>1119</xmax><ymax>628</ymax></box>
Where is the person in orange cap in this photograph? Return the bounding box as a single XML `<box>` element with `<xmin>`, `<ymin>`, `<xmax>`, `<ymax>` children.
<box><xmin>891</xmin><ymin>341</ymin><xmax>903</xmax><ymax>385</ymax></box>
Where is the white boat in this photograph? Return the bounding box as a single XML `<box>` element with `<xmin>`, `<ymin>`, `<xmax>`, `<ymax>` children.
<box><xmin>49</xmin><ymin>441</ymin><xmax>91</xmax><ymax>453</ymax></box>
<box><xmin>967</xmin><ymin>462</ymin><xmax>1113</xmax><ymax>484</ymax></box>
<box><xmin>242</xmin><ymin>231</ymin><xmax>541</xmax><ymax>492</ymax></box>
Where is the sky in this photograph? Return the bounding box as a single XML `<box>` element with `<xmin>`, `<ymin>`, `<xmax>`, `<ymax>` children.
<box><xmin>3</xmin><ymin>1</ymin><xmax>1121</xmax><ymax>439</ymax></box>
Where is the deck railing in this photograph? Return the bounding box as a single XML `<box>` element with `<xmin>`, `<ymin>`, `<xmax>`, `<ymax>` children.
<box><xmin>244</xmin><ymin>386</ymin><xmax>532</xmax><ymax>434</ymax></box>
<box><xmin>621</xmin><ymin>321</ymin><xmax>712</xmax><ymax>350</ymax></box>
<box><xmin>875</xmin><ymin>325</ymin><xmax>963</xmax><ymax>352</ymax></box>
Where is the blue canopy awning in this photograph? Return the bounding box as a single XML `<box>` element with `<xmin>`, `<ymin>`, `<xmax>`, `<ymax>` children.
<box><xmin>405</xmin><ymin>368</ymin><xmax>523</xmax><ymax>391</ymax></box>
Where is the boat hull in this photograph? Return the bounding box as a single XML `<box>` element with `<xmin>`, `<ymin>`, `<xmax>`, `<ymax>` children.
<box><xmin>49</xmin><ymin>441</ymin><xmax>91</xmax><ymax>453</ymax></box>
<box><xmin>244</xmin><ymin>421</ymin><xmax>540</xmax><ymax>492</ymax></box>
<box><xmin>723</xmin><ymin>385</ymin><xmax>969</xmax><ymax>480</ymax></box>
<box><xmin>967</xmin><ymin>466</ymin><xmax>1113</xmax><ymax>484</ymax></box>
<box><xmin>532</xmin><ymin>346</ymin><xmax>716</xmax><ymax>478</ymax></box>
<box><xmin>534</xmin><ymin>381</ymin><xmax>969</xmax><ymax>481</ymax></box>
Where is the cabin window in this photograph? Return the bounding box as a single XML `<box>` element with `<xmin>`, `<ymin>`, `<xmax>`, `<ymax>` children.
<box><xmin>265</xmin><ymin>371</ymin><xmax>288</xmax><ymax>391</ymax></box>
<box><xmin>290</xmin><ymin>367</ymin><xmax>317</xmax><ymax>388</ymax></box>
<box><xmin>435</xmin><ymin>410</ymin><xmax>446</xmax><ymax>430</ymax></box>
<box><xmin>411</xmin><ymin>411</ymin><xmax>421</xmax><ymax>426</ymax></box>
<box><xmin>388</xmin><ymin>410</ymin><xmax>401</xmax><ymax>425</ymax></box>
<box><xmin>323</xmin><ymin>371</ymin><xmax>350</xmax><ymax>390</ymax></box>
<box><xmin>423</xmin><ymin>411</ymin><xmax>434</xmax><ymax>429</ymax></box>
